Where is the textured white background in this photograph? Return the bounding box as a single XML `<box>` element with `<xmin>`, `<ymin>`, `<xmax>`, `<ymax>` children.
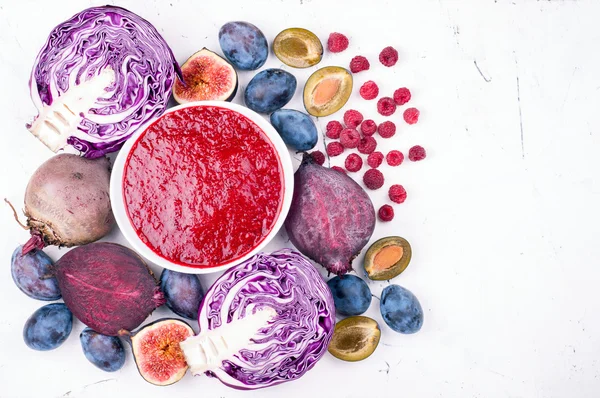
<box><xmin>1</xmin><ymin>0</ymin><xmax>600</xmax><ymax>397</ymax></box>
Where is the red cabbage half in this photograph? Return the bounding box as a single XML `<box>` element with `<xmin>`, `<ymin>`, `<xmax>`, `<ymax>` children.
<box><xmin>180</xmin><ymin>249</ymin><xmax>335</xmax><ymax>390</ymax></box>
<box><xmin>28</xmin><ymin>6</ymin><xmax>179</xmax><ymax>158</ymax></box>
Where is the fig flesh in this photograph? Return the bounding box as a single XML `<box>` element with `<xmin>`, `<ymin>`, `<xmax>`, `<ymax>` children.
<box><xmin>273</xmin><ymin>28</ymin><xmax>323</xmax><ymax>68</ymax></box>
<box><xmin>284</xmin><ymin>154</ymin><xmax>375</xmax><ymax>275</ymax></box>
<box><xmin>54</xmin><ymin>242</ymin><xmax>164</xmax><ymax>336</ymax></box>
<box><xmin>303</xmin><ymin>66</ymin><xmax>352</xmax><ymax>117</ymax></box>
<box><xmin>328</xmin><ymin>316</ymin><xmax>381</xmax><ymax>362</ymax></box>
<box><xmin>364</xmin><ymin>236</ymin><xmax>412</xmax><ymax>280</ymax></box>
<box><xmin>173</xmin><ymin>48</ymin><xmax>238</xmax><ymax>103</ymax></box>
<box><xmin>128</xmin><ymin>318</ymin><xmax>194</xmax><ymax>386</ymax></box>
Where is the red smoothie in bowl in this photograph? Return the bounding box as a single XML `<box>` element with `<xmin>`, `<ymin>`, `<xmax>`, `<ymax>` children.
<box><xmin>122</xmin><ymin>105</ymin><xmax>284</xmax><ymax>269</ymax></box>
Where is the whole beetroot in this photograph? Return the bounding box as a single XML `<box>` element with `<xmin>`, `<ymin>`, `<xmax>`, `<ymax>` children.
<box><xmin>21</xmin><ymin>154</ymin><xmax>115</xmax><ymax>254</ymax></box>
<box><xmin>54</xmin><ymin>242</ymin><xmax>164</xmax><ymax>336</ymax></box>
<box><xmin>284</xmin><ymin>154</ymin><xmax>376</xmax><ymax>275</ymax></box>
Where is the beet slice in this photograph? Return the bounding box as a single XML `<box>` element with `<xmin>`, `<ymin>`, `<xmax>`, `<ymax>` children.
<box><xmin>54</xmin><ymin>242</ymin><xmax>164</xmax><ymax>336</ymax></box>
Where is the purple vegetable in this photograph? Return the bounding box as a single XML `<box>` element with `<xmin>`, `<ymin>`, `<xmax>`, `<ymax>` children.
<box><xmin>18</xmin><ymin>154</ymin><xmax>114</xmax><ymax>254</ymax></box>
<box><xmin>180</xmin><ymin>250</ymin><xmax>335</xmax><ymax>390</ymax></box>
<box><xmin>27</xmin><ymin>6</ymin><xmax>179</xmax><ymax>158</ymax></box>
<box><xmin>54</xmin><ymin>242</ymin><xmax>164</xmax><ymax>336</ymax></box>
<box><xmin>284</xmin><ymin>154</ymin><xmax>376</xmax><ymax>275</ymax></box>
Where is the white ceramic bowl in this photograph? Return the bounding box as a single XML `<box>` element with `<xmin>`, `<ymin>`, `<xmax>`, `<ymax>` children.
<box><xmin>110</xmin><ymin>101</ymin><xmax>294</xmax><ymax>274</ymax></box>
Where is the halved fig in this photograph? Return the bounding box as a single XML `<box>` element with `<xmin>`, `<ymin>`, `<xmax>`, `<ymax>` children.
<box><xmin>328</xmin><ymin>316</ymin><xmax>381</xmax><ymax>362</ymax></box>
<box><xmin>303</xmin><ymin>66</ymin><xmax>352</xmax><ymax>117</ymax></box>
<box><xmin>364</xmin><ymin>236</ymin><xmax>412</xmax><ymax>281</ymax></box>
<box><xmin>273</xmin><ymin>28</ymin><xmax>323</xmax><ymax>68</ymax></box>
<box><xmin>125</xmin><ymin>318</ymin><xmax>194</xmax><ymax>386</ymax></box>
<box><xmin>173</xmin><ymin>48</ymin><xmax>238</xmax><ymax>104</ymax></box>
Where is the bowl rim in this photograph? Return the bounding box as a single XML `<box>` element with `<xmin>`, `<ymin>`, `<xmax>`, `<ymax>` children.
<box><xmin>109</xmin><ymin>101</ymin><xmax>294</xmax><ymax>274</ymax></box>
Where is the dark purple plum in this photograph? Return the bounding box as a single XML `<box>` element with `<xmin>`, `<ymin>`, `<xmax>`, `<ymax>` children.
<box><xmin>270</xmin><ymin>109</ymin><xmax>317</xmax><ymax>151</ymax></box>
<box><xmin>160</xmin><ymin>269</ymin><xmax>204</xmax><ymax>320</ymax></box>
<box><xmin>380</xmin><ymin>285</ymin><xmax>423</xmax><ymax>334</ymax></box>
<box><xmin>327</xmin><ymin>275</ymin><xmax>372</xmax><ymax>316</ymax></box>
<box><xmin>23</xmin><ymin>303</ymin><xmax>72</xmax><ymax>351</ymax></box>
<box><xmin>80</xmin><ymin>328</ymin><xmax>125</xmax><ymax>372</ymax></box>
<box><xmin>11</xmin><ymin>245</ymin><xmax>61</xmax><ymax>301</ymax></box>
<box><xmin>244</xmin><ymin>69</ymin><xmax>297</xmax><ymax>114</ymax></box>
<box><xmin>219</xmin><ymin>22</ymin><xmax>268</xmax><ymax>70</ymax></box>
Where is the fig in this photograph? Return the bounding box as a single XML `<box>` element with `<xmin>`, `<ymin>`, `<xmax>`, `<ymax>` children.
<box><xmin>273</xmin><ymin>28</ymin><xmax>323</xmax><ymax>68</ymax></box>
<box><xmin>54</xmin><ymin>242</ymin><xmax>164</xmax><ymax>336</ymax></box>
<box><xmin>328</xmin><ymin>316</ymin><xmax>381</xmax><ymax>362</ymax></box>
<box><xmin>11</xmin><ymin>245</ymin><xmax>61</xmax><ymax>301</ymax></box>
<box><xmin>126</xmin><ymin>318</ymin><xmax>194</xmax><ymax>386</ymax></box>
<box><xmin>284</xmin><ymin>154</ymin><xmax>376</xmax><ymax>275</ymax></box>
<box><xmin>244</xmin><ymin>68</ymin><xmax>297</xmax><ymax>114</ymax></box>
<box><xmin>219</xmin><ymin>21</ymin><xmax>268</xmax><ymax>70</ymax></box>
<box><xmin>303</xmin><ymin>66</ymin><xmax>352</xmax><ymax>117</ymax></box>
<box><xmin>173</xmin><ymin>48</ymin><xmax>238</xmax><ymax>104</ymax></box>
<box><xmin>364</xmin><ymin>236</ymin><xmax>412</xmax><ymax>280</ymax></box>
<box><xmin>270</xmin><ymin>109</ymin><xmax>318</xmax><ymax>151</ymax></box>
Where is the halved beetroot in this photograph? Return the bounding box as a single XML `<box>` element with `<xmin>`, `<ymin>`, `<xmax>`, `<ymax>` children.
<box><xmin>173</xmin><ymin>48</ymin><xmax>238</xmax><ymax>103</ymax></box>
<box><xmin>54</xmin><ymin>242</ymin><xmax>164</xmax><ymax>336</ymax></box>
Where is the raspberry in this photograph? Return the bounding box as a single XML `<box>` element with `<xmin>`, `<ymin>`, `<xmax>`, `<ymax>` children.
<box><xmin>343</xmin><ymin>109</ymin><xmax>363</xmax><ymax>128</ymax></box>
<box><xmin>363</xmin><ymin>169</ymin><xmax>384</xmax><ymax>190</ymax></box>
<box><xmin>389</xmin><ymin>184</ymin><xmax>407</xmax><ymax>204</ymax></box>
<box><xmin>367</xmin><ymin>151</ymin><xmax>384</xmax><ymax>168</ymax></box>
<box><xmin>386</xmin><ymin>150</ymin><xmax>404</xmax><ymax>166</ymax></box>
<box><xmin>359</xmin><ymin>81</ymin><xmax>379</xmax><ymax>100</ymax></box>
<box><xmin>339</xmin><ymin>128</ymin><xmax>360</xmax><ymax>148</ymax></box>
<box><xmin>331</xmin><ymin>166</ymin><xmax>346</xmax><ymax>174</ymax></box>
<box><xmin>393</xmin><ymin>87</ymin><xmax>411</xmax><ymax>105</ymax></box>
<box><xmin>344</xmin><ymin>153</ymin><xmax>363</xmax><ymax>172</ymax></box>
<box><xmin>379</xmin><ymin>46</ymin><xmax>399</xmax><ymax>67</ymax></box>
<box><xmin>361</xmin><ymin>120</ymin><xmax>377</xmax><ymax>136</ymax></box>
<box><xmin>377</xmin><ymin>97</ymin><xmax>396</xmax><ymax>116</ymax></box>
<box><xmin>326</xmin><ymin>120</ymin><xmax>343</xmax><ymax>139</ymax></box>
<box><xmin>378</xmin><ymin>205</ymin><xmax>395</xmax><ymax>222</ymax></box>
<box><xmin>326</xmin><ymin>141</ymin><xmax>344</xmax><ymax>157</ymax></box>
<box><xmin>350</xmin><ymin>56</ymin><xmax>370</xmax><ymax>73</ymax></box>
<box><xmin>403</xmin><ymin>107</ymin><xmax>420</xmax><ymax>124</ymax></box>
<box><xmin>310</xmin><ymin>150</ymin><xmax>325</xmax><ymax>166</ymax></box>
<box><xmin>357</xmin><ymin>136</ymin><xmax>377</xmax><ymax>154</ymax></box>
<box><xmin>378</xmin><ymin>121</ymin><xmax>396</xmax><ymax>138</ymax></box>
<box><xmin>408</xmin><ymin>145</ymin><xmax>426</xmax><ymax>161</ymax></box>
<box><xmin>327</xmin><ymin>33</ymin><xmax>349</xmax><ymax>53</ymax></box>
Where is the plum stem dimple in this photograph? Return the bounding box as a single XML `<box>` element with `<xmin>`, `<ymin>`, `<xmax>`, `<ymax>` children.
<box><xmin>4</xmin><ymin>199</ymin><xmax>30</xmax><ymax>230</ymax></box>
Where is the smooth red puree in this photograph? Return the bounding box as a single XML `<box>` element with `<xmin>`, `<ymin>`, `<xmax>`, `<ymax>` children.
<box><xmin>123</xmin><ymin>105</ymin><xmax>283</xmax><ymax>268</ymax></box>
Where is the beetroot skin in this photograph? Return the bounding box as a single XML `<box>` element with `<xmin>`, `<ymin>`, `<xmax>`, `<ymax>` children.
<box><xmin>285</xmin><ymin>154</ymin><xmax>376</xmax><ymax>275</ymax></box>
<box><xmin>54</xmin><ymin>243</ymin><xmax>164</xmax><ymax>336</ymax></box>
<box><xmin>22</xmin><ymin>154</ymin><xmax>115</xmax><ymax>254</ymax></box>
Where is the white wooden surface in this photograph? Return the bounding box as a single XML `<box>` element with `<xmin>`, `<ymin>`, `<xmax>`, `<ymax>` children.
<box><xmin>1</xmin><ymin>0</ymin><xmax>599</xmax><ymax>397</ymax></box>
